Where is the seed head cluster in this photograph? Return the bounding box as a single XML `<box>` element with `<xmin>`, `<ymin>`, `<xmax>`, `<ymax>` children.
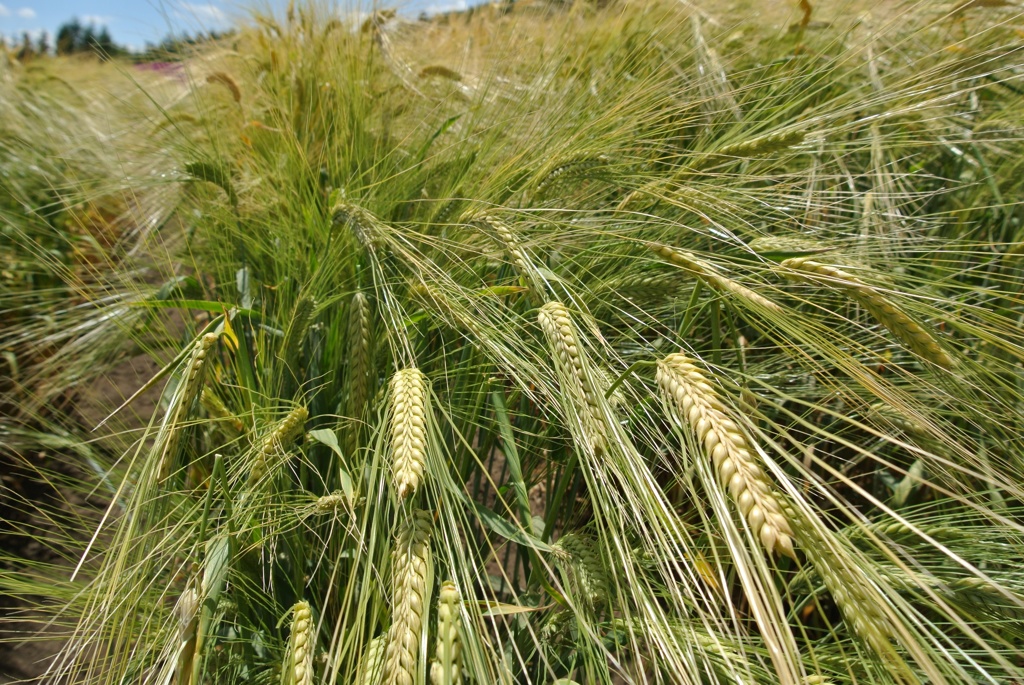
<box><xmin>657</xmin><ymin>353</ymin><xmax>795</xmax><ymax>558</ymax></box>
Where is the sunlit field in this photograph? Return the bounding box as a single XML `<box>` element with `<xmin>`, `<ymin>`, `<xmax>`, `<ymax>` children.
<box><xmin>3</xmin><ymin>1</ymin><xmax>1024</xmax><ymax>682</ymax></box>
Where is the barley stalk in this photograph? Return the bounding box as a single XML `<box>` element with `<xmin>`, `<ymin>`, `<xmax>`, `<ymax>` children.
<box><xmin>358</xmin><ymin>636</ymin><xmax>387</xmax><ymax>685</ymax></box>
<box><xmin>344</xmin><ymin>291</ymin><xmax>372</xmax><ymax>458</ymax></box>
<box><xmin>429</xmin><ymin>581</ymin><xmax>462</xmax><ymax>685</ymax></box>
<box><xmin>657</xmin><ymin>353</ymin><xmax>796</xmax><ymax>558</ymax></box>
<box><xmin>385</xmin><ymin>511</ymin><xmax>433</xmax><ymax>685</ymax></box>
<box><xmin>158</xmin><ymin>333</ymin><xmax>218</xmax><ymax>481</ymax></box>
<box><xmin>537</xmin><ymin>302</ymin><xmax>607</xmax><ymax>452</ymax></box>
<box><xmin>781</xmin><ymin>257</ymin><xmax>954</xmax><ymax>369</ymax></box>
<box><xmin>649</xmin><ymin>243</ymin><xmax>785</xmax><ymax>314</ymax></box>
<box><xmin>250</xmin><ymin>405</ymin><xmax>308</xmax><ymax>483</ymax></box>
<box><xmin>288</xmin><ymin>601</ymin><xmax>314</xmax><ymax>685</ymax></box>
<box><xmin>390</xmin><ymin>368</ymin><xmax>428</xmax><ymax>499</ymax></box>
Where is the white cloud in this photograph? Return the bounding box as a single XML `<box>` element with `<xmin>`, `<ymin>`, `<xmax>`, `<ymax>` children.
<box><xmin>81</xmin><ymin>15</ymin><xmax>110</xmax><ymax>26</ymax></box>
<box><xmin>16</xmin><ymin>7</ymin><xmax>34</xmax><ymax>19</ymax></box>
<box><xmin>176</xmin><ymin>3</ymin><xmax>227</xmax><ymax>23</ymax></box>
<box><xmin>0</xmin><ymin>5</ymin><xmax>9</xmax><ymax>18</ymax></box>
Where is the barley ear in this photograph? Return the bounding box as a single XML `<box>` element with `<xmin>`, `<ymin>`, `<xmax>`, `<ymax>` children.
<box><xmin>385</xmin><ymin>510</ymin><xmax>433</xmax><ymax>685</ymax></box>
<box><xmin>781</xmin><ymin>257</ymin><xmax>953</xmax><ymax>369</ymax></box>
<box><xmin>553</xmin><ymin>534</ymin><xmax>609</xmax><ymax>613</ymax></box>
<box><xmin>344</xmin><ymin>291</ymin><xmax>373</xmax><ymax>458</ymax></box>
<box><xmin>250</xmin><ymin>405</ymin><xmax>308</xmax><ymax>483</ymax></box>
<box><xmin>158</xmin><ymin>333</ymin><xmax>219</xmax><ymax>481</ymax></box>
<box><xmin>657</xmin><ymin>353</ymin><xmax>796</xmax><ymax>558</ymax></box>
<box><xmin>537</xmin><ymin>302</ymin><xmax>607</xmax><ymax>452</ymax></box>
<box><xmin>648</xmin><ymin>243</ymin><xmax>785</xmax><ymax>314</ymax></box>
<box><xmin>390</xmin><ymin>368</ymin><xmax>429</xmax><ymax>499</ymax></box>
<box><xmin>174</xmin><ymin>588</ymin><xmax>200</xmax><ymax>685</ymax></box>
<box><xmin>280</xmin><ymin>296</ymin><xmax>315</xmax><ymax>384</ymax></box>
<box><xmin>429</xmin><ymin>581</ymin><xmax>463</xmax><ymax>685</ymax></box>
<box><xmin>206</xmin><ymin>72</ymin><xmax>242</xmax><ymax>103</ymax></box>
<box><xmin>358</xmin><ymin>636</ymin><xmax>387</xmax><ymax>685</ymax></box>
<box><xmin>287</xmin><ymin>601</ymin><xmax>314</xmax><ymax>685</ymax></box>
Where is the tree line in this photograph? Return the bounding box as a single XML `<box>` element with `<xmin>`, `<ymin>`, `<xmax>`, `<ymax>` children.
<box><xmin>4</xmin><ymin>18</ymin><xmax>233</xmax><ymax>62</ymax></box>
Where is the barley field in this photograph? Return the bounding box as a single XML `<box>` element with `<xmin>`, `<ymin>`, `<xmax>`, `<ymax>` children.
<box><xmin>2</xmin><ymin>1</ymin><xmax>1024</xmax><ymax>683</ymax></box>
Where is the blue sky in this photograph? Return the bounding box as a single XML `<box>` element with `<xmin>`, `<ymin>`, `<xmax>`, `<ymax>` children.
<box><xmin>0</xmin><ymin>0</ymin><xmax>468</xmax><ymax>50</ymax></box>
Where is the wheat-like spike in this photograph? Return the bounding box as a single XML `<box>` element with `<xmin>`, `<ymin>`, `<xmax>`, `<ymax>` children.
<box><xmin>597</xmin><ymin>272</ymin><xmax>680</xmax><ymax>299</ymax></box>
<box><xmin>288</xmin><ymin>601</ymin><xmax>314</xmax><ymax>685</ymax></box>
<box><xmin>281</xmin><ymin>296</ymin><xmax>314</xmax><ymax>379</ymax></box>
<box><xmin>250</xmin><ymin>405</ymin><xmax>308</xmax><ymax>483</ymax></box>
<box><xmin>711</xmin><ymin>130</ymin><xmax>805</xmax><ymax>161</ymax></box>
<box><xmin>200</xmin><ymin>387</ymin><xmax>243</xmax><ymax>434</ymax></box>
<box><xmin>385</xmin><ymin>511</ymin><xmax>433</xmax><ymax>685</ymax></box>
<box><xmin>802</xmin><ymin>545</ymin><xmax>896</xmax><ymax>656</ymax></box>
<box><xmin>410</xmin><ymin>283</ymin><xmax>484</xmax><ymax>338</ymax></box>
<box><xmin>534</xmin><ymin>153</ymin><xmax>610</xmax><ymax>196</ymax></box>
<box><xmin>781</xmin><ymin>257</ymin><xmax>954</xmax><ymax>369</ymax></box>
<box><xmin>158</xmin><ymin>333</ymin><xmax>218</xmax><ymax>480</ymax></box>
<box><xmin>314</xmin><ymin>491</ymin><xmax>348</xmax><ymax>512</ymax></box>
<box><xmin>429</xmin><ymin>581</ymin><xmax>462</xmax><ymax>685</ymax></box>
<box><xmin>174</xmin><ymin>588</ymin><xmax>199</xmax><ymax>685</ymax></box>
<box><xmin>332</xmin><ymin>201</ymin><xmax>382</xmax><ymax>250</ymax></box>
<box><xmin>537</xmin><ymin>302</ymin><xmax>608</xmax><ymax>452</ymax></box>
<box><xmin>554</xmin><ymin>534</ymin><xmax>609</xmax><ymax>612</ymax></box>
<box><xmin>358</xmin><ymin>636</ymin><xmax>387</xmax><ymax>685</ymax></box>
<box><xmin>681</xmin><ymin>130</ymin><xmax>806</xmax><ymax>175</ymax></box>
<box><xmin>467</xmin><ymin>213</ymin><xmax>531</xmax><ymax>277</ymax></box>
<box><xmin>649</xmin><ymin>243</ymin><xmax>785</xmax><ymax>314</ymax></box>
<box><xmin>657</xmin><ymin>353</ymin><xmax>796</xmax><ymax>558</ymax></box>
<box><xmin>390</xmin><ymin>368</ymin><xmax>429</xmax><ymax>499</ymax></box>
<box><xmin>748</xmin><ymin>235</ymin><xmax>835</xmax><ymax>258</ymax></box>
<box><xmin>419</xmin><ymin>65</ymin><xmax>463</xmax><ymax>81</ymax></box>
<box><xmin>344</xmin><ymin>291</ymin><xmax>372</xmax><ymax>458</ymax></box>
<box><xmin>205</xmin><ymin>72</ymin><xmax>241</xmax><ymax>103</ymax></box>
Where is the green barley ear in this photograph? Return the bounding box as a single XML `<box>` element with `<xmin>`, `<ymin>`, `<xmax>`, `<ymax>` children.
<box><xmin>332</xmin><ymin>200</ymin><xmax>383</xmax><ymax>251</ymax></box>
<box><xmin>799</xmin><ymin>540</ymin><xmax>899</xmax><ymax>662</ymax></box>
<box><xmin>466</xmin><ymin>212</ymin><xmax>545</xmax><ymax>295</ymax></box>
<box><xmin>533</xmin><ymin>153</ymin><xmax>611</xmax><ymax>198</ymax></box>
<box><xmin>280</xmin><ymin>296</ymin><xmax>315</xmax><ymax>390</ymax></box>
<box><xmin>174</xmin><ymin>588</ymin><xmax>200</xmax><ymax>685</ymax></box>
<box><xmin>429</xmin><ymin>581</ymin><xmax>462</xmax><ymax>685</ymax></box>
<box><xmin>687</xmin><ymin>129</ymin><xmax>806</xmax><ymax>172</ymax></box>
<box><xmin>553</xmin><ymin>534</ymin><xmax>609</xmax><ymax>614</ymax></box>
<box><xmin>287</xmin><ymin>601</ymin><xmax>314</xmax><ymax>685</ymax></box>
<box><xmin>657</xmin><ymin>353</ymin><xmax>796</xmax><ymax>558</ymax></box>
<box><xmin>389</xmin><ymin>368</ymin><xmax>429</xmax><ymax>499</ymax></box>
<box><xmin>537</xmin><ymin>301</ymin><xmax>607</xmax><ymax>453</ymax></box>
<box><xmin>648</xmin><ymin>243</ymin><xmax>785</xmax><ymax>314</ymax></box>
<box><xmin>385</xmin><ymin>511</ymin><xmax>433</xmax><ymax>685</ymax></box>
<box><xmin>158</xmin><ymin>333</ymin><xmax>219</xmax><ymax>481</ymax></box>
<box><xmin>205</xmin><ymin>71</ymin><xmax>242</xmax><ymax>103</ymax></box>
<box><xmin>200</xmin><ymin>387</ymin><xmax>244</xmax><ymax>435</ymax></box>
<box><xmin>250</xmin><ymin>405</ymin><xmax>308</xmax><ymax>483</ymax></box>
<box><xmin>344</xmin><ymin>291</ymin><xmax>373</xmax><ymax>458</ymax></box>
<box><xmin>781</xmin><ymin>257</ymin><xmax>953</xmax><ymax>369</ymax></box>
<box><xmin>357</xmin><ymin>636</ymin><xmax>387</xmax><ymax>685</ymax></box>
